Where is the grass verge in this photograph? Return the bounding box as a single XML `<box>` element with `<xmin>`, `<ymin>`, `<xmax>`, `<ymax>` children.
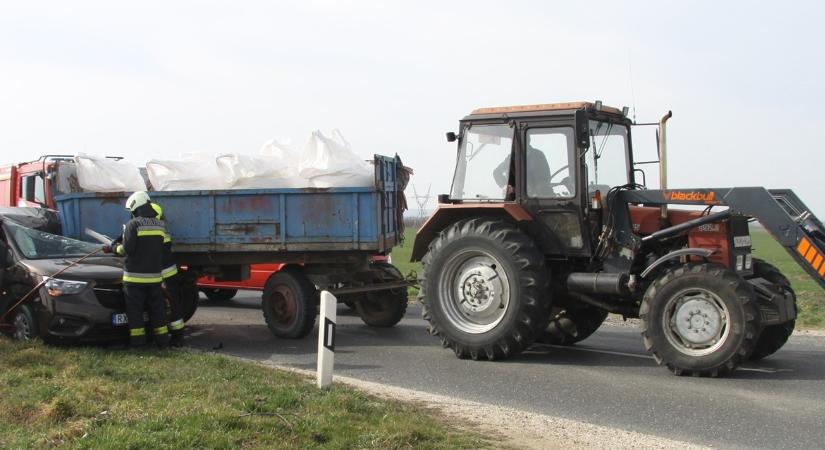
<box><xmin>0</xmin><ymin>339</ymin><xmax>485</xmax><ymax>449</ymax></box>
<box><xmin>752</xmin><ymin>229</ymin><xmax>825</xmax><ymax>329</ymax></box>
<box><xmin>391</xmin><ymin>229</ymin><xmax>422</xmax><ymax>297</ymax></box>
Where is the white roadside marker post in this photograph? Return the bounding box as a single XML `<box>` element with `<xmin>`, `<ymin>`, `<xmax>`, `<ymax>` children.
<box><xmin>317</xmin><ymin>290</ymin><xmax>336</xmax><ymax>389</ymax></box>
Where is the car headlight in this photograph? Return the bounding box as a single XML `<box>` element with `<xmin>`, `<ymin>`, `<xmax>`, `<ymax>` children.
<box><xmin>44</xmin><ymin>277</ymin><xmax>88</xmax><ymax>296</ymax></box>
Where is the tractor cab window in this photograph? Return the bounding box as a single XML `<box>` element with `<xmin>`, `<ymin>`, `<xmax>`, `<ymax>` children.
<box><xmin>525</xmin><ymin>127</ymin><xmax>575</xmax><ymax>198</ymax></box>
<box><xmin>586</xmin><ymin>121</ymin><xmax>629</xmax><ymax>194</ymax></box>
<box><xmin>450</xmin><ymin>124</ymin><xmax>514</xmax><ymax>201</ymax></box>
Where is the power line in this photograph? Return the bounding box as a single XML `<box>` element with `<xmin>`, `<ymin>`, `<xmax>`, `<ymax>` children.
<box><xmin>411</xmin><ymin>183</ymin><xmax>432</xmax><ymax>218</ymax></box>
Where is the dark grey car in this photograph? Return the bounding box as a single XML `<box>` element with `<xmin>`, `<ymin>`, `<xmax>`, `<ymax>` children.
<box><xmin>0</xmin><ymin>208</ymin><xmax>130</xmax><ymax>342</ymax></box>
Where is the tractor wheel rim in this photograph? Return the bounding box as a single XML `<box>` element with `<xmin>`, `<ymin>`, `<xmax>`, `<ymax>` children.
<box><xmin>440</xmin><ymin>249</ymin><xmax>510</xmax><ymax>334</ymax></box>
<box><xmin>13</xmin><ymin>314</ymin><xmax>32</xmax><ymax>341</ymax></box>
<box><xmin>663</xmin><ymin>288</ymin><xmax>730</xmax><ymax>357</ymax></box>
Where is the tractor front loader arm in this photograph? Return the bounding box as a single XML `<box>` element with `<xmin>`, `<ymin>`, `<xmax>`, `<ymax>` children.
<box><xmin>619</xmin><ymin>187</ymin><xmax>825</xmax><ymax>291</ymax></box>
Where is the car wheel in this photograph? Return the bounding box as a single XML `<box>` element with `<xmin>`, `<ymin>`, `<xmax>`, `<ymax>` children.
<box><xmin>12</xmin><ymin>304</ymin><xmax>39</xmax><ymax>341</ymax></box>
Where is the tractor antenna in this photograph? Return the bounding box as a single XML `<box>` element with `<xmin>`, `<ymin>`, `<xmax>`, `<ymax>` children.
<box><xmin>628</xmin><ymin>51</ymin><xmax>637</xmax><ymax>124</ymax></box>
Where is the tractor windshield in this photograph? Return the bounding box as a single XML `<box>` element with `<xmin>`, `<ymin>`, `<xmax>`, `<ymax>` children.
<box><xmin>450</xmin><ymin>124</ymin><xmax>514</xmax><ymax>201</ymax></box>
<box><xmin>586</xmin><ymin>120</ymin><xmax>629</xmax><ymax>194</ymax></box>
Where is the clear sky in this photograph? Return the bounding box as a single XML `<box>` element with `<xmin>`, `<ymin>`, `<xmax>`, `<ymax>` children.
<box><xmin>1</xmin><ymin>1</ymin><xmax>823</xmax><ymax>212</ymax></box>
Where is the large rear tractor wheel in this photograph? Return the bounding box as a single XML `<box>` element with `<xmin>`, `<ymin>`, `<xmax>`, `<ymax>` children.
<box><xmin>748</xmin><ymin>259</ymin><xmax>797</xmax><ymax>360</ymax></box>
<box><xmin>539</xmin><ymin>305</ymin><xmax>608</xmax><ymax>346</ymax></box>
<box><xmin>262</xmin><ymin>267</ymin><xmax>317</xmax><ymax>339</ymax></box>
<box><xmin>640</xmin><ymin>263</ymin><xmax>759</xmax><ymax>377</ymax></box>
<box><xmin>420</xmin><ymin>218</ymin><xmax>549</xmax><ymax>360</ymax></box>
<box><xmin>355</xmin><ymin>263</ymin><xmax>408</xmax><ymax>327</ymax></box>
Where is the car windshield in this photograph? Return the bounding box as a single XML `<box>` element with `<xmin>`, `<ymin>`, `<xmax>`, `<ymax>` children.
<box><xmin>3</xmin><ymin>220</ymin><xmax>102</xmax><ymax>260</ymax></box>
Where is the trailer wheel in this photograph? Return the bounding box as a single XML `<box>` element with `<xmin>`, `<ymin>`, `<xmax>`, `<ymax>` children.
<box><xmin>748</xmin><ymin>259</ymin><xmax>797</xmax><ymax>360</ymax></box>
<box><xmin>539</xmin><ymin>305</ymin><xmax>608</xmax><ymax>346</ymax></box>
<box><xmin>262</xmin><ymin>268</ymin><xmax>317</xmax><ymax>339</ymax></box>
<box><xmin>355</xmin><ymin>263</ymin><xmax>408</xmax><ymax>327</ymax></box>
<box><xmin>640</xmin><ymin>263</ymin><xmax>758</xmax><ymax>377</ymax></box>
<box><xmin>179</xmin><ymin>276</ymin><xmax>200</xmax><ymax>322</ymax></box>
<box><xmin>201</xmin><ymin>288</ymin><xmax>238</xmax><ymax>302</ymax></box>
<box><xmin>12</xmin><ymin>305</ymin><xmax>39</xmax><ymax>341</ymax></box>
<box><xmin>420</xmin><ymin>218</ymin><xmax>549</xmax><ymax>360</ymax></box>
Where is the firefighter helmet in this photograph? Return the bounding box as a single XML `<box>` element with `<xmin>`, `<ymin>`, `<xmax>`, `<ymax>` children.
<box><xmin>125</xmin><ymin>191</ymin><xmax>151</xmax><ymax>212</ymax></box>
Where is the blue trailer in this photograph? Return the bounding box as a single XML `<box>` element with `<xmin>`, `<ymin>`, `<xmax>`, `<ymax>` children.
<box><xmin>55</xmin><ymin>155</ymin><xmax>410</xmax><ymax>338</ymax></box>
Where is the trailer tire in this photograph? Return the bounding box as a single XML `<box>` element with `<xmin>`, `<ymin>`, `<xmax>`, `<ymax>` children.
<box><xmin>640</xmin><ymin>263</ymin><xmax>759</xmax><ymax>377</ymax></box>
<box><xmin>748</xmin><ymin>259</ymin><xmax>796</xmax><ymax>360</ymax></box>
<box><xmin>262</xmin><ymin>267</ymin><xmax>317</xmax><ymax>339</ymax></box>
<box><xmin>201</xmin><ymin>288</ymin><xmax>238</xmax><ymax>302</ymax></box>
<box><xmin>420</xmin><ymin>218</ymin><xmax>549</xmax><ymax>360</ymax></box>
<box><xmin>179</xmin><ymin>276</ymin><xmax>200</xmax><ymax>322</ymax></box>
<box><xmin>355</xmin><ymin>262</ymin><xmax>408</xmax><ymax>327</ymax></box>
<box><xmin>539</xmin><ymin>305</ymin><xmax>608</xmax><ymax>346</ymax></box>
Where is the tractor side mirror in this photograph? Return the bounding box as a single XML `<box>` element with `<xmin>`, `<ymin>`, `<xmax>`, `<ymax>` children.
<box><xmin>446</xmin><ymin>132</ymin><xmax>458</xmax><ymax>143</ymax></box>
<box><xmin>575</xmin><ymin>110</ymin><xmax>590</xmax><ymax>149</ymax></box>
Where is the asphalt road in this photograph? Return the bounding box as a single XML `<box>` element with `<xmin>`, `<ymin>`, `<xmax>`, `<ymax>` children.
<box><xmin>187</xmin><ymin>291</ymin><xmax>825</xmax><ymax>449</ymax></box>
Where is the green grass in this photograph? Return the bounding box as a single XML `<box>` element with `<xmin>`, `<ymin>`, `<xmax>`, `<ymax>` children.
<box><xmin>752</xmin><ymin>229</ymin><xmax>825</xmax><ymax>329</ymax></box>
<box><xmin>0</xmin><ymin>339</ymin><xmax>486</xmax><ymax>450</ymax></box>
<box><xmin>391</xmin><ymin>229</ymin><xmax>422</xmax><ymax>297</ymax></box>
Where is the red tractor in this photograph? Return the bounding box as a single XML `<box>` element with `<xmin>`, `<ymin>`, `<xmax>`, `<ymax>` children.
<box><xmin>413</xmin><ymin>101</ymin><xmax>823</xmax><ymax>376</ymax></box>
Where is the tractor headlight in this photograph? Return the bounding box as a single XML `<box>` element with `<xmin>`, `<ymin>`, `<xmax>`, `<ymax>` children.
<box><xmin>744</xmin><ymin>254</ymin><xmax>753</xmax><ymax>270</ymax></box>
<box><xmin>44</xmin><ymin>277</ymin><xmax>88</xmax><ymax>296</ymax></box>
<box><xmin>735</xmin><ymin>255</ymin><xmax>744</xmax><ymax>271</ymax></box>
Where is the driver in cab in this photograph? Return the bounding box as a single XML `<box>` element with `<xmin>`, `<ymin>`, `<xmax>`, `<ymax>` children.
<box><xmin>493</xmin><ymin>145</ymin><xmax>553</xmax><ymax>198</ymax></box>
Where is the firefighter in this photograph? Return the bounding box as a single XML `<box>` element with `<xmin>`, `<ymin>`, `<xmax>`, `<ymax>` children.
<box><xmin>151</xmin><ymin>202</ymin><xmax>186</xmax><ymax>347</ymax></box>
<box><xmin>106</xmin><ymin>191</ymin><xmax>171</xmax><ymax>348</ymax></box>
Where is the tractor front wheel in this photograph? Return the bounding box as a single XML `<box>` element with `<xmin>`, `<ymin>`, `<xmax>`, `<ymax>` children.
<box><xmin>640</xmin><ymin>263</ymin><xmax>759</xmax><ymax>377</ymax></box>
<box><xmin>420</xmin><ymin>218</ymin><xmax>549</xmax><ymax>360</ymax></box>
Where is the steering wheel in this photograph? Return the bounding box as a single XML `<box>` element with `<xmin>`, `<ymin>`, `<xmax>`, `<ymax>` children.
<box><xmin>549</xmin><ymin>164</ymin><xmax>569</xmax><ymax>183</ymax></box>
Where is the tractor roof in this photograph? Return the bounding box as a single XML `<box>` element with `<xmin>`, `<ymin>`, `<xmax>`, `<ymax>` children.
<box><xmin>469</xmin><ymin>101</ymin><xmax>624</xmax><ymax>117</ymax></box>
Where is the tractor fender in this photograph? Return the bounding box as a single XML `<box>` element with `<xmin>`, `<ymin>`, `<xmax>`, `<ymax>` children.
<box><xmin>640</xmin><ymin>248</ymin><xmax>715</xmax><ymax>279</ymax></box>
<box><xmin>410</xmin><ymin>203</ymin><xmax>532</xmax><ymax>262</ymax></box>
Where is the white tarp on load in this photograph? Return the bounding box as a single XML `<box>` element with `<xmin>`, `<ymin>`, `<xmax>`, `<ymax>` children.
<box><xmin>146</xmin><ymin>130</ymin><xmax>374</xmax><ymax>191</ymax></box>
<box><xmin>75</xmin><ymin>153</ymin><xmax>147</xmax><ymax>192</ymax></box>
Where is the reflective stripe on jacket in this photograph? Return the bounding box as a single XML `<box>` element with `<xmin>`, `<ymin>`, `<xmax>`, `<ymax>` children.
<box><xmin>121</xmin><ymin>216</ymin><xmax>166</xmax><ymax>284</ymax></box>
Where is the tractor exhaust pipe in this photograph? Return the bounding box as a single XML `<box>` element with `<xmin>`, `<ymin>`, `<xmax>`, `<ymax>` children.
<box><xmin>658</xmin><ymin>110</ymin><xmax>673</xmax><ymax>220</ymax></box>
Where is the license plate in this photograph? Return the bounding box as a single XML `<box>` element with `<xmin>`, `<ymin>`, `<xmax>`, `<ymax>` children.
<box><xmin>112</xmin><ymin>313</ymin><xmax>129</xmax><ymax>326</ymax></box>
<box><xmin>111</xmin><ymin>312</ymin><xmax>150</xmax><ymax>326</ymax></box>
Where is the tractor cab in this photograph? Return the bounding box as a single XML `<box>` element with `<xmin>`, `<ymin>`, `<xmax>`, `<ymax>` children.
<box><xmin>440</xmin><ymin>101</ymin><xmax>634</xmax><ymax>259</ymax></box>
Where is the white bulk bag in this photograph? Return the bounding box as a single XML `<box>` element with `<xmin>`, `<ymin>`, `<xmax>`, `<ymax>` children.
<box><xmin>299</xmin><ymin>130</ymin><xmax>373</xmax><ymax>188</ymax></box>
<box><xmin>146</xmin><ymin>153</ymin><xmax>228</xmax><ymax>191</ymax></box>
<box><xmin>75</xmin><ymin>153</ymin><xmax>147</xmax><ymax>193</ymax></box>
<box><xmin>215</xmin><ymin>153</ymin><xmax>307</xmax><ymax>189</ymax></box>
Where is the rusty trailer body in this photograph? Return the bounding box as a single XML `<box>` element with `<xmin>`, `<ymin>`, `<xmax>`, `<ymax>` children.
<box><xmin>54</xmin><ymin>154</ymin><xmax>410</xmax><ymax>338</ymax></box>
